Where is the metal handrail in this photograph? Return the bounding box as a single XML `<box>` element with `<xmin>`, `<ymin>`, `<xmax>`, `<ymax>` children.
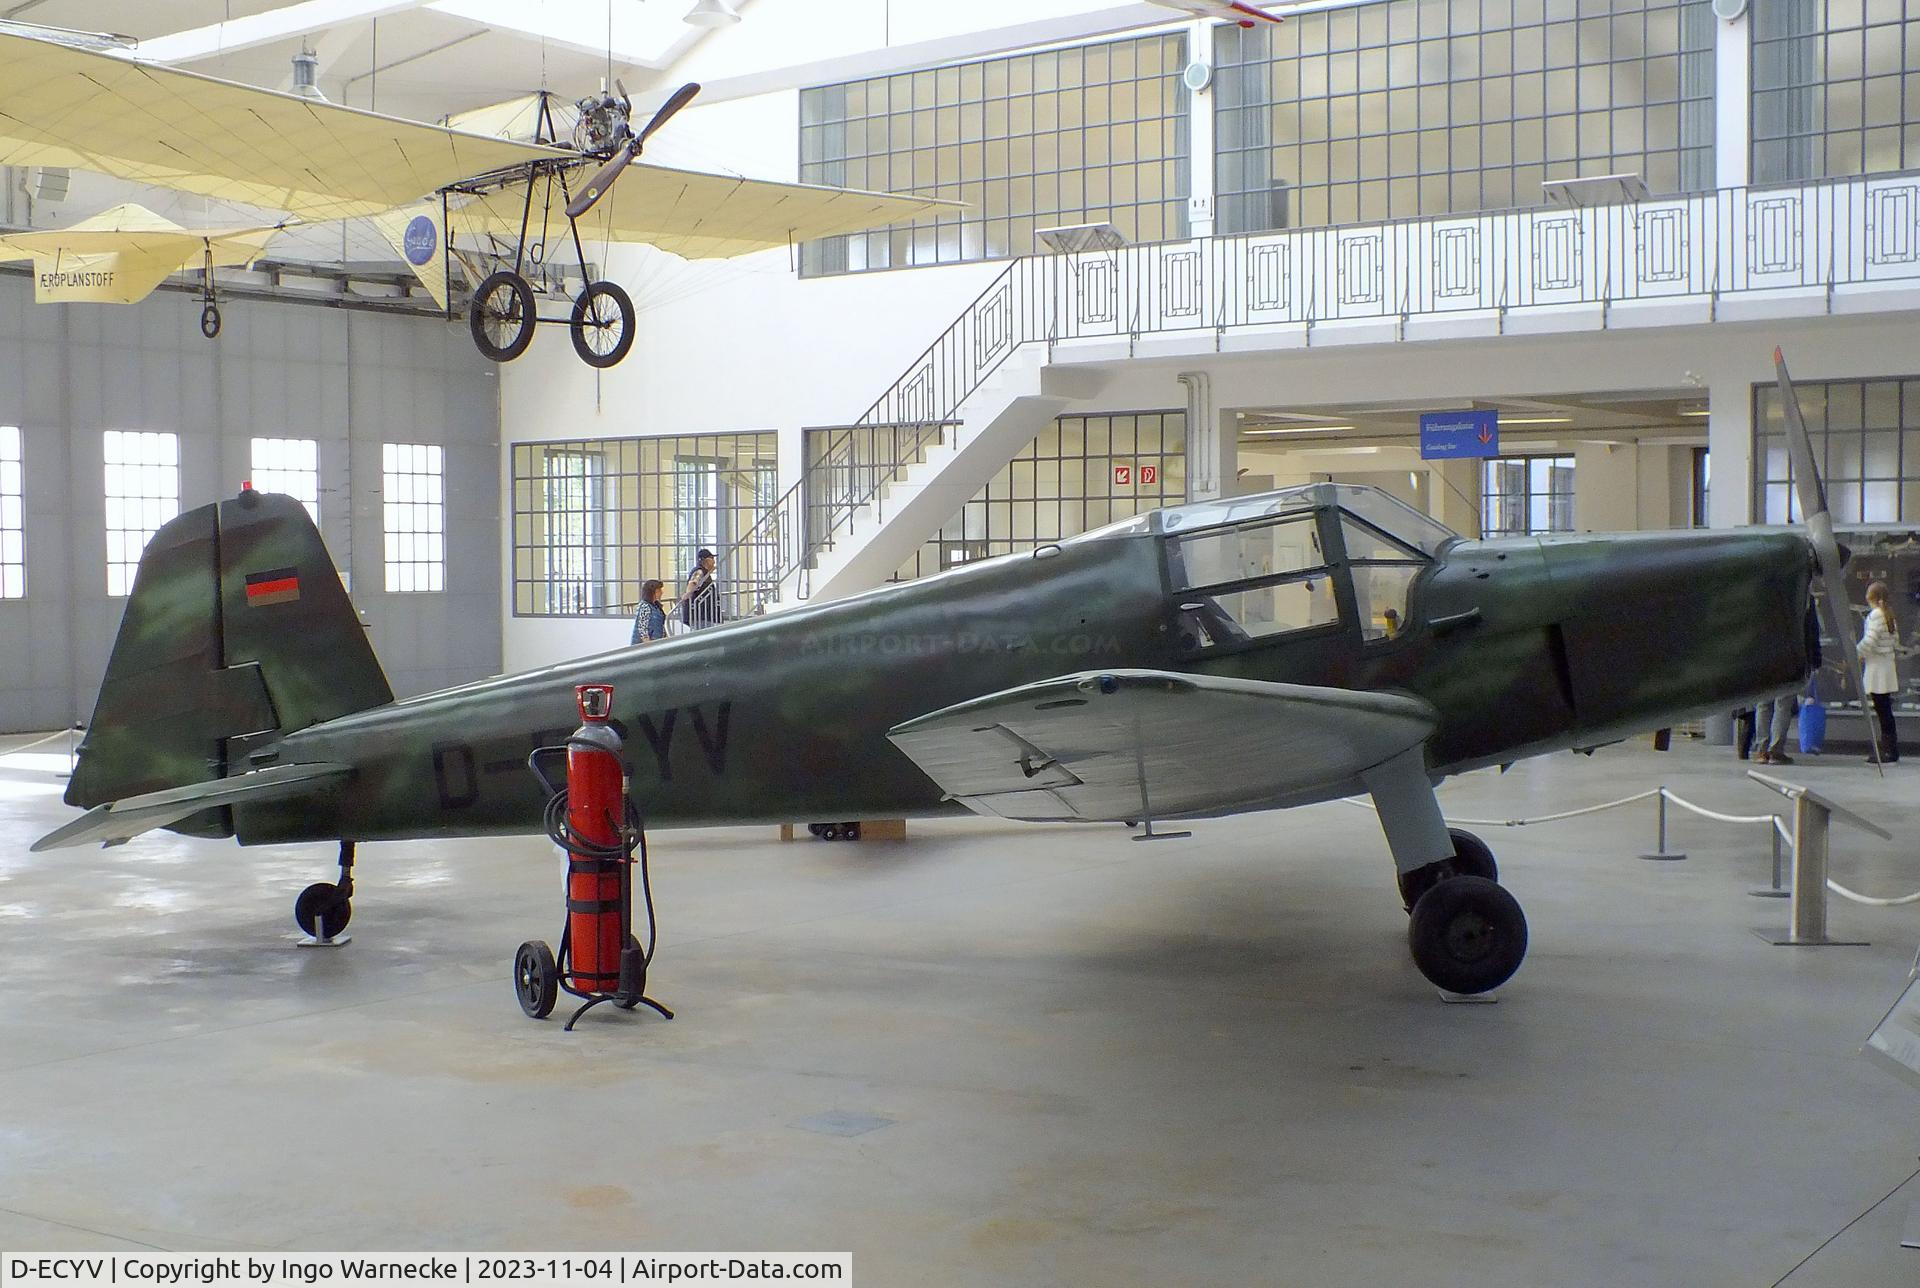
<box><xmin>707</xmin><ymin>170</ymin><xmax>1920</xmax><ymax>615</ymax></box>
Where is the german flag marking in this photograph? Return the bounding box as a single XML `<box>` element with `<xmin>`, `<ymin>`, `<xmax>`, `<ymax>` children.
<box><xmin>245</xmin><ymin>567</ymin><xmax>301</xmax><ymax>607</ymax></box>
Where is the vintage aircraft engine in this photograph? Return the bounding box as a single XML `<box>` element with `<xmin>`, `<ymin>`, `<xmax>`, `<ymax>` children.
<box><xmin>515</xmin><ymin>684</ymin><xmax>672</xmax><ymax>1029</ymax></box>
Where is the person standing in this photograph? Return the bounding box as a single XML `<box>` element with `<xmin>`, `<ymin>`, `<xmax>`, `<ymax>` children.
<box><xmin>630</xmin><ymin>579</ymin><xmax>667</xmax><ymax>645</ymax></box>
<box><xmin>680</xmin><ymin>547</ymin><xmax>718</xmax><ymax>631</ymax></box>
<box><xmin>1859</xmin><ymin>580</ymin><xmax>1902</xmax><ymax>763</ymax></box>
<box><xmin>1752</xmin><ymin>693</ymin><xmax>1795</xmax><ymax>765</ymax></box>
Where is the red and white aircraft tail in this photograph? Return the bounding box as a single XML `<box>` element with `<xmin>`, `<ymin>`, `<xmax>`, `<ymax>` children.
<box><xmin>1150</xmin><ymin>0</ymin><xmax>1284</xmax><ymax>26</ymax></box>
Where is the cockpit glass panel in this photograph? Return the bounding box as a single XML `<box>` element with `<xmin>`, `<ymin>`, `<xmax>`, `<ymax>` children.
<box><xmin>1331</xmin><ymin>486</ymin><xmax>1456</xmax><ymax>558</ymax></box>
<box><xmin>1170</xmin><ymin>514</ymin><xmax>1325</xmax><ymax>590</ymax></box>
<box><xmin>1351</xmin><ymin>561</ymin><xmax>1423</xmax><ymax>641</ymax></box>
<box><xmin>1339</xmin><ymin>516</ymin><xmax>1424</xmax><ymax>563</ymax></box>
<box><xmin>1179</xmin><ymin>574</ymin><xmax>1342</xmax><ymax>647</ymax></box>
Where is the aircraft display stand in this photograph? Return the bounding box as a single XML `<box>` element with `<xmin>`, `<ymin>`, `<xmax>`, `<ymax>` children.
<box><xmin>1746</xmin><ymin>770</ymin><xmax>1887</xmax><ymax>947</ymax></box>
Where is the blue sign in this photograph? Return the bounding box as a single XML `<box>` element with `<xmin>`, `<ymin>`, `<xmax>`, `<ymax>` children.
<box><xmin>1420</xmin><ymin>409</ymin><xmax>1499</xmax><ymax>459</ymax></box>
<box><xmin>402</xmin><ymin>214</ymin><xmax>437</xmax><ymax>267</ymax></box>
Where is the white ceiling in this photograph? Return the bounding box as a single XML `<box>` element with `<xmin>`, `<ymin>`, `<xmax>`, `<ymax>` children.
<box><xmin>4</xmin><ymin>0</ymin><xmax>721</xmax><ymax>123</ymax></box>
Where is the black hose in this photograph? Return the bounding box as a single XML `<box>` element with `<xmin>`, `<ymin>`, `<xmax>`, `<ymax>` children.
<box><xmin>541</xmin><ymin>787</ymin><xmax>660</xmax><ymax>966</ymax></box>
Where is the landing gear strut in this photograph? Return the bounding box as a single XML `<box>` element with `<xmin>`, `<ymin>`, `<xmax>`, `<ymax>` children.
<box><xmin>1363</xmin><ymin>748</ymin><xmax>1529</xmax><ymax>995</ymax></box>
<box><xmin>295</xmin><ymin>841</ymin><xmax>355</xmax><ymax>943</ymax></box>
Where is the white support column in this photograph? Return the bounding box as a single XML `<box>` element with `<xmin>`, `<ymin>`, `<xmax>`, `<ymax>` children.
<box><xmin>1707</xmin><ymin>373</ymin><xmax>1755</xmax><ymax>528</ymax></box>
<box><xmin>1715</xmin><ymin>11</ymin><xmax>1752</xmax><ymax>189</ymax></box>
<box><xmin>1184</xmin><ymin>20</ymin><xmax>1216</xmax><ymax>240</ymax></box>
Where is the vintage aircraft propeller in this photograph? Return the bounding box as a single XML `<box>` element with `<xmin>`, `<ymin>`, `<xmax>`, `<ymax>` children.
<box><xmin>566</xmin><ymin>81</ymin><xmax>702</xmax><ymax>219</ymax></box>
<box><xmin>1774</xmin><ymin>346</ymin><xmax>1883</xmax><ymax>768</ymax></box>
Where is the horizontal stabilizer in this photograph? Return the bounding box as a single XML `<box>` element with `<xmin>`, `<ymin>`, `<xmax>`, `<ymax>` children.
<box><xmin>32</xmin><ymin>762</ymin><xmax>352</xmax><ymax>852</ymax></box>
<box><xmin>888</xmin><ymin>669</ymin><xmax>1437</xmax><ymax>822</ymax></box>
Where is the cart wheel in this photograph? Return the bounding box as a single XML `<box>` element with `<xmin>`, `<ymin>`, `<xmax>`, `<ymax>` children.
<box><xmin>469</xmin><ymin>270</ymin><xmax>537</xmax><ymax>362</ymax></box>
<box><xmin>294</xmin><ymin>881</ymin><xmax>352</xmax><ymax>938</ymax></box>
<box><xmin>199</xmin><ymin>303</ymin><xmax>222</xmax><ymax>339</ymax></box>
<box><xmin>569</xmin><ymin>280</ymin><xmax>635</xmax><ymax>368</ymax></box>
<box><xmin>514</xmin><ymin>940</ymin><xmax>559</xmax><ymax>1019</ymax></box>
<box><xmin>807</xmin><ymin>824</ymin><xmax>828</xmax><ymax>839</ymax></box>
<box><xmin>841</xmin><ymin>822</ymin><xmax>862</xmax><ymax>842</ymax></box>
<box><xmin>820</xmin><ymin>823</ymin><xmax>840</xmax><ymax>841</ymax></box>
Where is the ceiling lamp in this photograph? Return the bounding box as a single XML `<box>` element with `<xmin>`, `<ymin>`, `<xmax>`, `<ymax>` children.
<box><xmin>684</xmin><ymin>0</ymin><xmax>741</xmax><ymax>26</ymax></box>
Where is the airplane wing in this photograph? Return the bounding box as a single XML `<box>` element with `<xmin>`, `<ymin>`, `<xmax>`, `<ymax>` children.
<box><xmin>0</xmin><ymin>202</ymin><xmax>286</xmax><ymax>301</ymax></box>
<box><xmin>452</xmin><ymin>161</ymin><xmax>964</xmax><ymax>260</ymax></box>
<box><xmin>31</xmin><ymin>761</ymin><xmax>354</xmax><ymax>853</ymax></box>
<box><xmin>0</xmin><ymin>30</ymin><xmax>567</xmax><ymax>220</ymax></box>
<box><xmin>887</xmin><ymin>669</ymin><xmax>1437</xmax><ymax>823</ymax></box>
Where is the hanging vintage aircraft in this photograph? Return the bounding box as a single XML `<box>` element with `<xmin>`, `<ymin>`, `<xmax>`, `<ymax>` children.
<box><xmin>34</xmin><ymin>352</ymin><xmax>1853</xmax><ymax>998</ymax></box>
<box><xmin>1148</xmin><ymin>0</ymin><xmax>1285</xmax><ymax>27</ymax></box>
<box><xmin>0</xmin><ymin>25</ymin><xmax>959</xmax><ymax>366</ymax></box>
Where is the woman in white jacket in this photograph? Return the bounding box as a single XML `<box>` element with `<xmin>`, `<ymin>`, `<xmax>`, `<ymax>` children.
<box><xmin>1858</xmin><ymin>580</ymin><xmax>1902</xmax><ymax>763</ymax></box>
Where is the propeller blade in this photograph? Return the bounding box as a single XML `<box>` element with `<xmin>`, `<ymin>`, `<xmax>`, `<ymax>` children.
<box><xmin>1775</xmin><ymin>347</ymin><xmax>1881</xmax><ymax>768</ymax></box>
<box><xmin>636</xmin><ymin>81</ymin><xmax>701</xmax><ymax>149</ymax></box>
<box><xmin>565</xmin><ymin>141</ymin><xmax>636</xmax><ymax>219</ymax></box>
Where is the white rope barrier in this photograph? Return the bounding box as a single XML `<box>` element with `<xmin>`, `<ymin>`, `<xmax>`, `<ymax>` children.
<box><xmin>1342</xmin><ymin>783</ymin><xmax>1920</xmax><ymax>907</ymax></box>
<box><xmin>0</xmin><ymin>727</ymin><xmax>79</xmax><ymax>759</ymax></box>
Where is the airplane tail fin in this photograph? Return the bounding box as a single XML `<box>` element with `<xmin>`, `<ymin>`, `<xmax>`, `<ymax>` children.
<box><xmin>64</xmin><ymin>490</ymin><xmax>391</xmax><ymax>834</ymax></box>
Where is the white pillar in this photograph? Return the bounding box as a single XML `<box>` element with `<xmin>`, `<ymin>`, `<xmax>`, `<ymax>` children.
<box><xmin>1185</xmin><ymin>19</ymin><xmax>1216</xmax><ymax>239</ymax></box>
<box><xmin>1707</xmin><ymin>374</ymin><xmax>1754</xmax><ymax>528</ymax></box>
<box><xmin>1715</xmin><ymin>11</ymin><xmax>1751</xmax><ymax>189</ymax></box>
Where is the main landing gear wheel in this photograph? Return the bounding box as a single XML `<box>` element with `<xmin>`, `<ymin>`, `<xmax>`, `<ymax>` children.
<box><xmin>514</xmin><ymin>940</ymin><xmax>559</xmax><ymax>1019</ymax></box>
<box><xmin>1398</xmin><ymin>827</ymin><xmax>1499</xmax><ymax>911</ymax></box>
<box><xmin>294</xmin><ymin>882</ymin><xmax>352</xmax><ymax>938</ymax></box>
<box><xmin>199</xmin><ymin>302</ymin><xmax>222</xmax><ymax>339</ymax></box>
<box><xmin>1407</xmin><ymin>875</ymin><xmax>1528</xmax><ymax>996</ymax></box>
<box><xmin>569</xmin><ymin>280</ymin><xmax>635</xmax><ymax>368</ymax></box>
<box><xmin>469</xmin><ymin>270</ymin><xmax>537</xmax><ymax>362</ymax></box>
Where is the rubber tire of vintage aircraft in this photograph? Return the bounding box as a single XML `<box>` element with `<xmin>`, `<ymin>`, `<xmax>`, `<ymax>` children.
<box><xmin>1397</xmin><ymin>828</ymin><xmax>1499</xmax><ymax>911</ymax></box>
<box><xmin>569</xmin><ymin>281</ymin><xmax>636</xmax><ymax>368</ymax></box>
<box><xmin>1406</xmin><ymin>875</ymin><xmax>1528</xmax><ymax>995</ymax></box>
<box><xmin>514</xmin><ymin>940</ymin><xmax>559</xmax><ymax>1019</ymax></box>
<box><xmin>469</xmin><ymin>270</ymin><xmax>538</xmax><ymax>363</ymax></box>
<box><xmin>294</xmin><ymin>881</ymin><xmax>353</xmax><ymax>938</ymax></box>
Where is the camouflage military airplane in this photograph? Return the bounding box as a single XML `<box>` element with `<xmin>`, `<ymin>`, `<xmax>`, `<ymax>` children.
<box><xmin>34</xmin><ymin>355</ymin><xmax>1846</xmax><ymax>997</ymax></box>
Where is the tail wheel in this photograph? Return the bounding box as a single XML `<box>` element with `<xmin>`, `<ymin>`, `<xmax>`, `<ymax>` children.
<box><xmin>199</xmin><ymin>303</ymin><xmax>222</xmax><ymax>339</ymax></box>
<box><xmin>514</xmin><ymin>940</ymin><xmax>559</xmax><ymax>1018</ymax></box>
<box><xmin>1407</xmin><ymin>875</ymin><xmax>1528</xmax><ymax>995</ymax></box>
<box><xmin>294</xmin><ymin>882</ymin><xmax>352</xmax><ymax>938</ymax></box>
<box><xmin>570</xmin><ymin>280</ymin><xmax>635</xmax><ymax>368</ymax></box>
<box><xmin>1398</xmin><ymin>827</ymin><xmax>1499</xmax><ymax>911</ymax></box>
<box><xmin>469</xmin><ymin>270</ymin><xmax>537</xmax><ymax>363</ymax></box>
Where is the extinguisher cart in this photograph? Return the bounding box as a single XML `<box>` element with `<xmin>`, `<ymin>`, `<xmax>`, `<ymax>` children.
<box><xmin>516</xmin><ymin>683</ymin><xmax>672</xmax><ymax>1030</ymax></box>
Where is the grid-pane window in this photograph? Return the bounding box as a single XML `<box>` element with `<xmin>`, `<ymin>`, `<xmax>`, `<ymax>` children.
<box><xmin>800</xmin><ymin>32</ymin><xmax>1190</xmax><ymax>274</ymax></box>
<box><xmin>1215</xmin><ymin>0</ymin><xmax>1716</xmax><ymax>233</ymax></box>
<box><xmin>104</xmin><ymin>431</ymin><xmax>180</xmax><ymax>597</ymax></box>
<box><xmin>0</xmin><ymin>426</ymin><xmax>21</xmax><ymax>599</ymax></box>
<box><xmin>817</xmin><ymin>412</ymin><xmax>1186</xmax><ymax>581</ymax></box>
<box><xmin>1753</xmin><ymin>0</ymin><xmax>1920</xmax><ymax>181</ymax></box>
<box><xmin>1754</xmin><ymin>376</ymin><xmax>1920</xmax><ymax>525</ymax></box>
<box><xmin>1481</xmin><ymin>456</ymin><xmax>1575</xmax><ymax>537</ymax></box>
<box><xmin>250</xmin><ymin>437</ymin><xmax>319</xmax><ymax>524</ymax></box>
<box><xmin>510</xmin><ymin>433</ymin><xmax>778</xmax><ymax>616</ymax></box>
<box><xmin>382</xmin><ymin>443</ymin><xmax>444</xmax><ymax>593</ymax></box>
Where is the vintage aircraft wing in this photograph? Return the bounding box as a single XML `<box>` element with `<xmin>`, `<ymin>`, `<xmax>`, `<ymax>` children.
<box><xmin>0</xmin><ymin>30</ymin><xmax>568</xmax><ymax>220</ymax></box>
<box><xmin>0</xmin><ymin>202</ymin><xmax>286</xmax><ymax>302</ymax></box>
<box><xmin>887</xmin><ymin>669</ymin><xmax>1437</xmax><ymax>823</ymax></box>
<box><xmin>31</xmin><ymin>761</ymin><xmax>353</xmax><ymax>853</ymax></box>
<box><xmin>453</xmin><ymin>161</ymin><xmax>964</xmax><ymax>259</ymax></box>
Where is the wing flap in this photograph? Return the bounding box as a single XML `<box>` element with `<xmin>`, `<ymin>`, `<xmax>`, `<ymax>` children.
<box><xmin>889</xmin><ymin>670</ymin><xmax>1437</xmax><ymax>823</ymax></box>
<box><xmin>32</xmin><ymin>762</ymin><xmax>352</xmax><ymax>852</ymax></box>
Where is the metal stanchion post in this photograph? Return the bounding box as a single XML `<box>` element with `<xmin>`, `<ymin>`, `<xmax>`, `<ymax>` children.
<box><xmin>1748</xmin><ymin>770</ymin><xmax>1882</xmax><ymax>947</ymax></box>
<box><xmin>1639</xmin><ymin>789</ymin><xmax>1687</xmax><ymax>861</ymax></box>
<box><xmin>1750</xmin><ymin>820</ymin><xmax>1789</xmax><ymax>899</ymax></box>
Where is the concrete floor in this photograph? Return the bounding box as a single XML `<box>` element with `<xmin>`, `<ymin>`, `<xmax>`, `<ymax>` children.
<box><xmin>2</xmin><ymin>734</ymin><xmax>1919</xmax><ymax>1286</ymax></box>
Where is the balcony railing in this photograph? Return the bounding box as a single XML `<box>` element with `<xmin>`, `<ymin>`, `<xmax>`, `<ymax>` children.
<box><xmin>712</xmin><ymin>170</ymin><xmax>1920</xmax><ymax>615</ymax></box>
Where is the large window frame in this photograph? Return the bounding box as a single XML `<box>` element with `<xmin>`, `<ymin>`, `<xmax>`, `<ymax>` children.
<box><xmin>0</xmin><ymin>426</ymin><xmax>21</xmax><ymax>600</ymax></box>
<box><xmin>1481</xmin><ymin>455</ymin><xmax>1575</xmax><ymax>537</ymax></box>
<box><xmin>1752</xmin><ymin>0</ymin><xmax>1920</xmax><ymax>182</ymax></box>
<box><xmin>250</xmin><ymin>437</ymin><xmax>320</xmax><ymax>525</ymax></box>
<box><xmin>799</xmin><ymin>32</ymin><xmax>1190</xmax><ymax>275</ymax></box>
<box><xmin>103</xmin><ymin>430</ymin><xmax>180</xmax><ymax>598</ymax></box>
<box><xmin>1754</xmin><ymin>375</ymin><xmax>1920</xmax><ymax>526</ymax></box>
<box><xmin>382</xmin><ymin>443</ymin><xmax>445</xmax><ymax>594</ymax></box>
<box><xmin>1214</xmin><ymin>0</ymin><xmax>1716</xmax><ymax>234</ymax></box>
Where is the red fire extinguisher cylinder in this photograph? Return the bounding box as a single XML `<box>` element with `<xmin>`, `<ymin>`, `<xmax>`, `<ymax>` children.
<box><xmin>566</xmin><ymin>684</ymin><xmax>627</xmax><ymax>995</ymax></box>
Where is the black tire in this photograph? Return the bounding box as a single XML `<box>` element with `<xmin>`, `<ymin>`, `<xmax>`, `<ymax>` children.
<box><xmin>469</xmin><ymin>270</ymin><xmax>537</xmax><ymax>362</ymax></box>
<box><xmin>199</xmin><ymin>303</ymin><xmax>222</xmax><ymax>339</ymax></box>
<box><xmin>570</xmin><ymin>280</ymin><xmax>635</xmax><ymax>368</ymax></box>
<box><xmin>294</xmin><ymin>882</ymin><xmax>352</xmax><ymax>938</ymax></box>
<box><xmin>1397</xmin><ymin>828</ymin><xmax>1500</xmax><ymax>911</ymax></box>
<box><xmin>841</xmin><ymin>822</ymin><xmax>861</xmax><ymax>842</ymax></box>
<box><xmin>820</xmin><ymin>823</ymin><xmax>841</xmax><ymax>841</ymax></box>
<box><xmin>1407</xmin><ymin>876</ymin><xmax>1528</xmax><ymax>995</ymax></box>
<box><xmin>514</xmin><ymin>940</ymin><xmax>559</xmax><ymax>1019</ymax></box>
<box><xmin>808</xmin><ymin>824</ymin><xmax>828</xmax><ymax>839</ymax></box>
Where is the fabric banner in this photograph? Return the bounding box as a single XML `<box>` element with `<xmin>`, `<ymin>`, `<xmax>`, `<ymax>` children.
<box><xmin>374</xmin><ymin>200</ymin><xmax>449</xmax><ymax>310</ymax></box>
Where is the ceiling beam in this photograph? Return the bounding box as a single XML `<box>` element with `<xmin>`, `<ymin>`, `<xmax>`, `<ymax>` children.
<box><xmin>136</xmin><ymin>0</ymin><xmax>431</xmax><ymax>64</ymax></box>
